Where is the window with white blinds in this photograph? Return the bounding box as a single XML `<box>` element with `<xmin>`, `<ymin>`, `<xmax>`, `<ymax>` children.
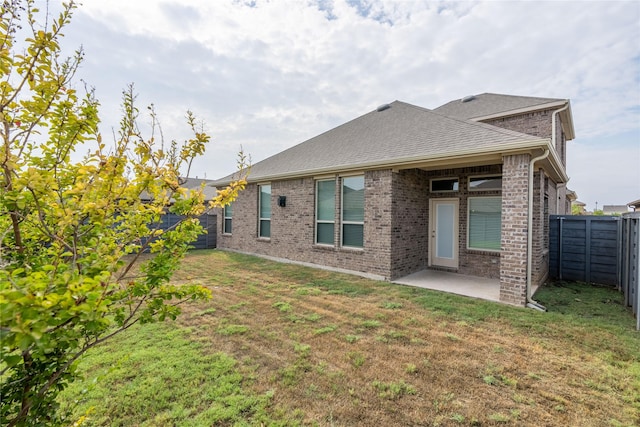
<box><xmin>468</xmin><ymin>196</ymin><xmax>501</xmax><ymax>251</ymax></box>
<box><xmin>315</xmin><ymin>180</ymin><xmax>335</xmax><ymax>245</ymax></box>
<box><xmin>341</xmin><ymin>176</ymin><xmax>364</xmax><ymax>248</ymax></box>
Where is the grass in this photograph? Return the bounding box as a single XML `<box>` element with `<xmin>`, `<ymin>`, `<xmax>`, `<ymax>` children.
<box><xmin>58</xmin><ymin>323</ymin><xmax>276</xmax><ymax>426</ymax></box>
<box><xmin>59</xmin><ymin>250</ymin><xmax>640</xmax><ymax>426</ymax></box>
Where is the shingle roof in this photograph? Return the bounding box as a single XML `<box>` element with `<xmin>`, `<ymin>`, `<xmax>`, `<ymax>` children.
<box><xmin>433</xmin><ymin>93</ymin><xmax>566</xmax><ymax>121</ymax></box>
<box><xmin>181</xmin><ymin>177</ymin><xmax>218</xmax><ymax>200</ymax></box>
<box><xmin>140</xmin><ymin>177</ymin><xmax>217</xmax><ymax>202</ymax></box>
<box><xmin>213</xmin><ymin>101</ymin><xmax>547</xmax><ymax>184</ymax></box>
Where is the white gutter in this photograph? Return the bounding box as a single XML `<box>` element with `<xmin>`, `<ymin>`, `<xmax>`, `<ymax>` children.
<box><xmin>526</xmin><ymin>103</ymin><xmax>569</xmax><ymax>311</ymax></box>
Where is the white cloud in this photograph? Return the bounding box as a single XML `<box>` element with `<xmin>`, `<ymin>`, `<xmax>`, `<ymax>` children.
<box><xmin>47</xmin><ymin>0</ymin><xmax>640</xmax><ymax>205</ymax></box>
<box><xmin>567</xmin><ymin>133</ymin><xmax>640</xmax><ymax>210</ymax></box>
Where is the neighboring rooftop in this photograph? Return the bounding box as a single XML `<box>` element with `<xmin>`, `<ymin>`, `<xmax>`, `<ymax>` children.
<box><xmin>181</xmin><ymin>177</ymin><xmax>218</xmax><ymax>200</ymax></box>
<box><xmin>140</xmin><ymin>177</ymin><xmax>217</xmax><ymax>202</ymax></box>
<box><xmin>602</xmin><ymin>205</ymin><xmax>631</xmax><ymax>215</ymax></box>
<box><xmin>627</xmin><ymin>199</ymin><xmax>640</xmax><ymax>211</ymax></box>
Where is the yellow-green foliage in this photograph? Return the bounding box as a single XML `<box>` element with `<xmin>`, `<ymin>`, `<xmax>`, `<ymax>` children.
<box><xmin>0</xmin><ymin>2</ymin><xmax>247</xmax><ymax>425</ymax></box>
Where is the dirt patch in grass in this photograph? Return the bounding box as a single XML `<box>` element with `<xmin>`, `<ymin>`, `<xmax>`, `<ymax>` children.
<box><xmin>162</xmin><ymin>250</ymin><xmax>640</xmax><ymax>426</ymax></box>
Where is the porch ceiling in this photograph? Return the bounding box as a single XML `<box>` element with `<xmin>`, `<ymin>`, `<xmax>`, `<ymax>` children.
<box><xmin>392</xmin><ymin>143</ymin><xmax>567</xmax><ymax>183</ymax></box>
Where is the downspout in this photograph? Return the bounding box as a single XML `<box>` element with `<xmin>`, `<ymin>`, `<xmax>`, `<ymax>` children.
<box><xmin>526</xmin><ymin>149</ymin><xmax>549</xmax><ymax>311</ymax></box>
<box><xmin>526</xmin><ymin>103</ymin><xmax>569</xmax><ymax>311</ymax></box>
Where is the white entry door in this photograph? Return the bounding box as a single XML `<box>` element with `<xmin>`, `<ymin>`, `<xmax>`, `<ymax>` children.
<box><xmin>429</xmin><ymin>199</ymin><xmax>459</xmax><ymax>269</ymax></box>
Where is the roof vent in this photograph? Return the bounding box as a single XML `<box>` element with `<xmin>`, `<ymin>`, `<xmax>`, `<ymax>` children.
<box><xmin>461</xmin><ymin>95</ymin><xmax>476</xmax><ymax>103</ymax></box>
<box><xmin>376</xmin><ymin>103</ymin><xmax>391</xmax><ymax>112</ymax></box>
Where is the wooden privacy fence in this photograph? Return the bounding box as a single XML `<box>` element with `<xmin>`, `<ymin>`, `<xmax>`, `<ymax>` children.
<box><xmin>549</xmin><ymin>214</ymin><xmax>640</xmax><ymax>330</ymax></box>
<box><xmin>149</xmin><ymin>212</ymin><xmax>217</xmax><ymax>250</ymax></box>
<box><xmin>549</xmin><ymin>215</ymin><xmax>620</xmax><ymax>285</ymax></box>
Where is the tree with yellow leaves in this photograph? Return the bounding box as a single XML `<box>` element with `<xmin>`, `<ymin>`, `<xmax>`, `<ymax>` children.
<box><xmin>0</xmin><ymin>1</ymin><xmax>247</xmax><ymax>425</ymax></box>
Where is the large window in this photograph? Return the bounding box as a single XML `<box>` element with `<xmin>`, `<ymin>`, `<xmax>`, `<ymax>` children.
<box><xmin>316</xmin><ymin>180</ymin><xmax>335</xmax><ymax>245</ymax></box>
<box><xmin>259</xmin><ymin>184</ymin><xmax>271</xmax><ymax>238</ymax></box>
<box><xmin>468</xmin><ymin>196</ymin><xmax>501</xmax><ymax>251</ymax></box>
<box><xmin>341</xmin><ymin>176</ymin><xmax>364</xmax><ymax>248</ymax></box>
<box><xmin>223</xmin><ymin>203</ymin><xmax>233</xmax><ymax>234</ymax></box>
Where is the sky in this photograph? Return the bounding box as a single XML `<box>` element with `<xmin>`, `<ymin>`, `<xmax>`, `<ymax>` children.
<box><xmin>43</xmin><ymin>0</ymin><xmax>640</xmax><ymax>211</ymax></box>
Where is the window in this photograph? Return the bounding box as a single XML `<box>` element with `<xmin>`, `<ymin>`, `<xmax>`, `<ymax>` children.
<box><xmin>469</xmin><ymin>176</ymin><xmax>502</xmax><ymax>191</ymax></box>
<box><xmin>316</xmin><ymin>180</ymin><xmax>335</xmax><ymax>245</ymax></box>
<box><xmin>431</xmin><ymin>178</ymin><xmax>458</xmax><ymax>192</ymax></box>
<box><xmin>223</xmin><ymin>203</ymin><xmax>233</xmax><ymax>234</ymax></box>
<box><xmin>341</xmin><ymin>176</ymin><xmax>364</xmax><ymax>248</ymax></box>
<box><xmin>258</xmin><ymin>184</ymin><xmax>271</xmax><ymax>238</ymax></box>
<box><xmin>468</xmin><ymin>197</ymin><xmax>501</xmax><ymax>251</ymax></box>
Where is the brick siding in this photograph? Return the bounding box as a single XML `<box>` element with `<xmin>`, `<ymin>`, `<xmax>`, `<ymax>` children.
<box><xmin>217</xmin><ymin>172</ymin><xmax>394</xmax><ymax>279</ymax></box>
<box><xmin>390</xmin><ymin>169</ymin><xmax>429</xmax><ymax>278</ymax></box>
<box><xmin>483</xmin><ymin>109</ymin><xmax>566</xmax><ymax>166</ymax></box>
<box><xmin>500</xmin><ymin>154</ymin><xmax>530</xmax><ymax>305</ymax></box>
<box><xmin>426</xmin><ymin>165</ymin><xmax>503</xmax><ymax>279</ymax></box>
<box><xmin>219</xmin><ymin>164</ymin><xmax>515</xmax><ymax>282</ymax></box>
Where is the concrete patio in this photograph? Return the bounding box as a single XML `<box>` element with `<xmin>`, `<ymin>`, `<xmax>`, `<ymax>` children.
<box><xmin>393</xmin><ymin>269</ymin><xmax>501</xmax><ymax>303</ymax></box>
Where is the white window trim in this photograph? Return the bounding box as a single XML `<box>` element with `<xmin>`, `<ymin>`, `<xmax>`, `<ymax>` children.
<box><xmin>430</xmin><ymin>177</ymin><xmax>459</xmax><ymax>193</ymax></box>
<box><xmin>258</xmin><ymin>184</ymin><xmax>271</xmax><ymax>239</ymax></box>
<box><xmin>340</xmin><ymin>175</ymin><xmax>364</xmax><ymax>249</ymax></box>
<box><xmin>315</xmin><ymin>179</ymin><xmax>335</xmax><ymax>246</ymax></box>
<box><xmin>467</xmin><ymin>196</ymin><xmax>502</xmax><ymax>252</ymax></box>
<box><xmin>223</xmin><ymin>203</ymin><xmax>232</xmax><ymax>235</ymax></box>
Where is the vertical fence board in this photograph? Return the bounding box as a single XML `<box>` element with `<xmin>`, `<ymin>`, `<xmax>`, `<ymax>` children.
<box><xmin>549</xmin><ymin>215</ymin><xmax>620</xmax><ymax>286</ymax></box>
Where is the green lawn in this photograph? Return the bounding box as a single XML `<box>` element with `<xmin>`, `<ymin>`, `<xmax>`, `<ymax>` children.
<box><xmin>58</xmin><ymin>250</ymin><xmax>640</xmax><ymax>426</ymax></box>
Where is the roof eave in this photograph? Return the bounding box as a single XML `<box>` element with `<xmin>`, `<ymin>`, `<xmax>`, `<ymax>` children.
<box><xmin>471</xmin><ymin>100</ymin><xmax>576</xmax><ymax>141</ymax></box>
<box><xmin>216</xmin><ymin>138</ymin><xmax>568</xmax><ymax>185</ymax></box>
<box><xmin>560</xmin><ymin>101</ymin><xmax>576</xmax><ymax>140</ymax></box>
<box><xmin>540</xmin><ymin>140</ymin><xmax>570</xmax><ymax>183</ymax></box>
<box><xmin>470</xmin><ymin>100</ymin><xmax>567</xmax><ymax>122</ymax></box>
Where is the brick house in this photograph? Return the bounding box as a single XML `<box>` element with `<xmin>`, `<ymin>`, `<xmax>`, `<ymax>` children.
<box><xmin>212</xmin><ymin>93</ymin><xmax>575</xmax><ymax>306</ymax></box>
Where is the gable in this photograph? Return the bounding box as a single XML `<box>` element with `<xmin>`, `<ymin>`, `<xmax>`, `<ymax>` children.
<box><xmin>433</xmin><ymin>93</ymin><xmax>564</xmax><ymax>120</ymax></box>
<box><xmin>434</xmin><ymin>93</ymin><xmax>575</xmax><ymax>140</ymax></box>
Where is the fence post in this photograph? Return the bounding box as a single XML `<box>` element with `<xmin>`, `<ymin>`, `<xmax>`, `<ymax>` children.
<box><xmin>558</xmin><ymin>216</ymin><xmax>563</xmax><ymax>281</ymax></box>
<box><xmin>621</xmin><ymin>213</ymin><xmax>640</xmax><ymax>330</ymax></box>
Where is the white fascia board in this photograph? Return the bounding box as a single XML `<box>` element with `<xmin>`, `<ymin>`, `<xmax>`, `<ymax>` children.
<box><xmin>240</xmin><ymin>139</ymin><xmax>558</xmax><ymax>184</ymax></box>
<box><xmin>542</xmin><ymin>140</ymin><xmax>570</xmax><ymax>183</ymax></box>
<box><xmin>470</xmin><ymin>100</ymin><xmax>568</xmax><ymax>122</ymax></box>
<box><xmin>559</xmin><ymin>101</ymin><xmax>576</xmax><ymax>140</ymax></box>
<box><xmin>472</xmin><ymin>99</ymin><xmax>575</xmax><ymax>141</ymax></box>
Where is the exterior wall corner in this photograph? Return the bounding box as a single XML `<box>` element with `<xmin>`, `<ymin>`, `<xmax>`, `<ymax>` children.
<box><xmin>499</xmin><ymin>154</ymin><xmax>530</xmax><ymax>306</ymax></box>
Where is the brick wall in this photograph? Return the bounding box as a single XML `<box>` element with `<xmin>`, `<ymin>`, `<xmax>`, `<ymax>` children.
<box><xmin>218</xmin><ymin>157</ymin><xmax>553</xmax><ymax>299</ymax></box>
<box><xmin>531</xmin><ymin>170</ymin><xmax>547</xmax><ymax>286</ymax></box>
<box><xmin>389</xmin><ymin>169</ymin><xmax>429</xmax><ymax>278</ymax></box>
<box><xmin>217</xmin><ymin>171</ymin><xmax>394</xmax><ymax>279</ymax></box>
<box><xmin>426</xmin><ymin>165</ymin><xmax>503</xmax><ymax>279</ymax></box>
<box><xmin>484</xmin><ymin>110</ymin><xmax>553</xmax><ymax>139</ymax></box>
<box><xmin>500</xmin><ymin>154</ymin><xmax>530</xmax><ymax>306</ymax></box>
<box><xmin>483</xmin><ymin>109</ymin><xmax>566</xmax><ymax>167</ymax></box>
<box><xmin>363</xmin><ymin>170</ymin><xmax>394</xmax><ymax>276</ymax></box>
